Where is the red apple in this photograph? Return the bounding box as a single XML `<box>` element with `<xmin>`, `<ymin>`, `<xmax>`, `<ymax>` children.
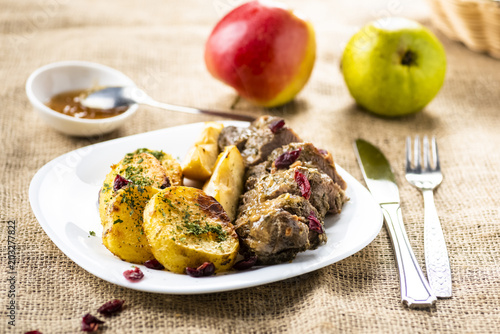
<box><xmin>204</xmin><ymin>0</ymin><xmax>316</xmax><ymax>107</ymax></box>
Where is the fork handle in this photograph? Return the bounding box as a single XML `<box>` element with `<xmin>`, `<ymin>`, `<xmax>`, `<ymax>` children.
<box><xmin>381</xmin><ymin>203</ymin><xmax>437</xmax><ymax>308</ymax></box>
<box><xmin>423</xmin><ymin>189</ymin><xmax>452</xmax><ymax>298</ymax></box>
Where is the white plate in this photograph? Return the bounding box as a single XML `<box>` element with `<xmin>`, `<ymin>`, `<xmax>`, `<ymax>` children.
<box><xmin>29</xmin><ymin>121</ymin><xmax>383</xmax><ymax>294</ymax></box>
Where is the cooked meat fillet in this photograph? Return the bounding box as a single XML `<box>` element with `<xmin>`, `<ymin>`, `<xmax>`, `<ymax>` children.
<box><xmin>218</xmin><ymin>126</ymin><xmax>252</xmax><ymax>152</ymax></box>
<box><xmin>240</xmin><ymin>116</ymin><xmax>302</xmax><ymax>166</ymax></box>
<box><xmin>270</xmin><ymin>142</ymin><xmax>347</xmax><ymax>190</ymax></box>
<box><xmin>216</xmin><ymin>116</ymin><xmax>348</xmax><ymax>266</ymax></box>
<box><xmin>241</xmin><ymin>166</ymin><xmax>346</xmax><ymax>218</ymax></box>
<box><xmin>244</xmin><ymin>161</ymin><xmax>268</xmax><ymax>190</ymax></box>
<box><xmin>248</xmin><ymin>115</ymin><xmax>283</xmax><ymax>131</ymax></box>
<box><xmin>235</xmin><ymin>194</ymin><xmax>326</xmax><ymax>265</ymax></box>
<box><xmin>246</xmin><ymin>142</ymin><xmax>347</xmax><ymax>191</ymax></box>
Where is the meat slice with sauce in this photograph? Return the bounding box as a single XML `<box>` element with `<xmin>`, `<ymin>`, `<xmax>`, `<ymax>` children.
<box><xmin>217</xmin><ymin>125</ymin><xmax>251</xmax><ymax>152</ymax></box>
<box><xmin>219</xmin><ymin>115</ymin><xmax>302</xmax><ymax>166</ymax></box>
<box><xmin>235</xmin><ymin>194</ymin><xmax>326</xmax><ymax>265</ymax></box>
<box><xmin>246</xmin><ymin>142</ymin><xmax>347</xmax><ymax>192</ymax></box>
<box><xmin>240</xmin><ymin>166</ymin><xmax>346</xmax><ymax>218</ymax></box>
<box><xmin>218</xmin><ymin>116</ymin><xmax>348</xmax><ymax>266</ymax></box>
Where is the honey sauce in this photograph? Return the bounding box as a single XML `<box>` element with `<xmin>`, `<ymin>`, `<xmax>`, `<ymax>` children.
<box><xmin>46</xmin><ymin>89</ymin><xmax>128</xmax><ymax>119</ymax></box>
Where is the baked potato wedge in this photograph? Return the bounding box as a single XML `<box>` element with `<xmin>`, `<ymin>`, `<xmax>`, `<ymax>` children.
<box><xmin>181</xmin><ymin>122</ymin><xmax>224</xmax><ymax>181</ymax></box>
<box><xmin>143</xmin><ymin>186</ymin><xmax>239</xmax><ymax>274</ymax></box>
<box><xmin>102</xmin><ymin>184</ymin><xmax>159</xmax><ymax>264</ymax></box>
<box><xmin>203</xmin><ymin>145</ymin><xmax>245</xmax><ymax>221</ymax></box>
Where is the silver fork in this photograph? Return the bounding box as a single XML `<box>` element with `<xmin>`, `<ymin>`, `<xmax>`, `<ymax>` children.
<box><xmin>405</xmin><ymin>136</ymin><xmax>452</xmax><ymax>298</ymax></box>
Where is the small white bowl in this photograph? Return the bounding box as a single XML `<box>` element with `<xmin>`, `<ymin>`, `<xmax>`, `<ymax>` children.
<box><xmin>26</xmin><ymin>61</ymin><xmax>138</xmax><ymax>137</ymax></box>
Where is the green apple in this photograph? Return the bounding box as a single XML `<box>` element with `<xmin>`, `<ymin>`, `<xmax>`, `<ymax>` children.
<box><xmin>341</xmin><ymin>17</ymin><xmax>446</xmax><ymax>117</ymax></box>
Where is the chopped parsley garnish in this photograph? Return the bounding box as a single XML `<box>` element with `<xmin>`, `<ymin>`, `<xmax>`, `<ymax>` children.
<box><xmin>101</xmin><ymin>183</ymin><xmax>112</xmax><ymax>193</ymax></box>
<box><xmin>113</xmin><ymin>219</ymin><xmax>124</xmax><ymax>224</ymax></box>
<box><xmin>118</xmin><ymin>149</ymin><xmax>166</xmax><ymax>188</ymax></box>
<box><xmin>89</xmin><ymin>231</ymin><xmax>96</xmax><ymax>237</ymax></box>
<box><xmin>134</xmin><ymin>148</ymin><xmax>166</xmax><ymax>161</ymax></box>
<box><xmin>121</xmin><ymin>165</ymin><xmax>154</xmax><ymax>187</ymax></box>
<box><xmin>122</xmin><ymin>153</ymin><xmax>134</xmax><ymax>164</ymax></box>
<box><xmin>149</xmin><ymin>150</ymin><xmax>166</xmax><ymax>161</ymax></box>
<box><xmin>183</xmin><ymin>221</ymin><xmax>227</xmax><ymax>242</ymax></box>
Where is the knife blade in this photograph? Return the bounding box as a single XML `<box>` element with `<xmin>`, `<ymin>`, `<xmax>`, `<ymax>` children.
<box><xmin>354</xmin><ymin>139</ymin><xmax>437</xmax><ymax>308</ymax></box>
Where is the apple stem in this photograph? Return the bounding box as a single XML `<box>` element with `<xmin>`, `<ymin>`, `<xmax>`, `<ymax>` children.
<box><xmin>230</xmin><ymin>95</ymin><xmax>241</xmax><ymax>110</ymax></box>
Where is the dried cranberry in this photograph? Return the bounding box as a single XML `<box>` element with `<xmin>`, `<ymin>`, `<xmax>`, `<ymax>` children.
<box><xmin>160</xmin><ymin>177</ymin><xmax>171</xmax><ymax>189</ymax></box>
<box><xmin>307</xmin><ymin>212</ymin><xmax>324</xmax><ymax>234</ymax></box>
<box><xmin>81</xmin><ymin>313</ymin><xmax>104</xmax><ymax>332</ymax></box>
<box><xmin>144</xmin><ymin>259</ymin><xmax>165</xmax><ymax>270</ymax></box>
<box><xmin>274</xmin><ymin>148</ymin><xmax>302</xmax><ymax>169</ymax></box>
<box><xmin>113</xmin><ymin>174</ymin><xmax>131</xmax><ymax>191</ymax></box>
<box><xmin>294</xmin><ymin>170</ymin><xmax>311</xmax><ymax>200</ymax></box>
<box><xmin>25</xmin><ymin>331</ymin><xmax>43</xmax><ymax>334</ymax></box>
<box><xmin>97</xmin><ymin>299</ymin><xmax>125</xmax><ymax>316</ymax></box>
<box><xmin>186</xmin><ymin>262</ymin><xmax>215</xmax><ymax>277</ymax></box>
<box><xmin>268</xmin><ymin>119</ymin><xmax>285</xmax><ymax>133</ymax></box>
<box><xmin>233</xmin><ymin>255</ymin><xmax>258</xmax><ymax>271</ymax></box>
<box><xmin>123</xmin><ymin>266</ymin><xmax>144</xmax><ymax>282</ymax></box>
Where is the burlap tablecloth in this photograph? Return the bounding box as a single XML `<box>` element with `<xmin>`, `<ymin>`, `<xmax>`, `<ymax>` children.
<box><xmin>1</xmin><ymin>0</ymin><xmax>499</xmax><ymax>333</ymax></box>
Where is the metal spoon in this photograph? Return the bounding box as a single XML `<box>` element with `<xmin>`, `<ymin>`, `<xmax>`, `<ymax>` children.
<box><xmin>81</xmin><ymin>86</ymin><xmax>256</xmax><ymax>122</ymax></box>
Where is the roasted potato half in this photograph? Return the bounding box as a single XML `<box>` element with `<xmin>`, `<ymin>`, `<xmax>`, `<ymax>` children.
<box><xmin>182</xmin><ymin>122</ymin><xmax>224</xmax><ymax>181</ymax></box>
<box><xmin>143</xmin><ymin>186</ymin><xmax>239</xmax><ymax>274</ymax></box>
<box><xmin>102</xmin><ymin>184</ymin><xmax>159</xmax><ymax>264</ymax></box>
<box><xmin>99</xmin><ymin>149</ymin><xmax>182</xmax><ymax>224</ymax></box>
<box><xmin>133</xmin><ymin>148</ymin><xmax>183</xmax><ymax>187</ymax></box>
<box><xmin>99</xmin><ymin>151</ymin><xmax>167</xmax><ymax>223</ymax></box>
<box><xmin>203</xmin><ymin>145</ymin><xmax>245</xmax><ymax>221</ymax></box>
<box><xmin>98</xmin><ymin>148</ymin><xmax>183</xmax><ymax>263</ymax></box>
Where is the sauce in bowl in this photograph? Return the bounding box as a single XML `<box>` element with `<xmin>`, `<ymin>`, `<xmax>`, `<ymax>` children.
<box><xmin>46</xmin><ymin>89</ymin><xmax>128</xmax><ymax>119</ymax></box>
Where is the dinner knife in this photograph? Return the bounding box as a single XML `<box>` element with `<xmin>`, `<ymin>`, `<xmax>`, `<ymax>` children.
<box><xmin>354</xmin><ymin>139</ymin><xmax>437</xmax><ymax>308</ymax></box>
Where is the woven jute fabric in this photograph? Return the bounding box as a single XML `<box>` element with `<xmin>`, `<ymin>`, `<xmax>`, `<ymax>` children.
<box><xmin>1</xmin><ymin>0</ymin><xmax>499</xmax><ymax>333</ymax></box>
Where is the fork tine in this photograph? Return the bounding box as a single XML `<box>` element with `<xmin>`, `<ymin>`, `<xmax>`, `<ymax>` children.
<box><xmin>432</xmin><ymin>136</ymin><xmax>440</xmax><ymax>171</ymax></box>
<box><xmin>423</xmin><ymin>136</ymin><xmax>430</xmax><ymax>170</ymax></box>
<box><xmin>406</xmin><ymin>136</ymin><xmax>412</xmax><ymax>171</ymax></box>
<box><xmin>414</xmin><ymin>135</ymin><xmax>421</xmax><ymax>171</ymax></box>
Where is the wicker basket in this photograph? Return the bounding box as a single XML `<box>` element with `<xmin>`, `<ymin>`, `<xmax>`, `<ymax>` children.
<box><xmin>427</xmin><ymin>0</ymin><xmax>500</xmax><ymax>58</ymax></box>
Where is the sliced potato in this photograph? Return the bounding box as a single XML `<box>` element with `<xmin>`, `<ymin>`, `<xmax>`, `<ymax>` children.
<box><xmin>203</xmin><ymin>145</ymin><xmax>245</xmax><ymax>221</ymax></box>
<box><xmin>133</xmin><ymin>148</ymin><xmax>183</xmax><ymax>186</ymax></box>
<box><xmin>181</xmin><ymin>122</ymin><xmax>224</xmax><ymax>181</ymax></box>
<box><xmin>143</xmin><ymin>186</ymin><xmax>239</xmax><ymax>274</ymax></box>
<box><xmin>115</xmin><ymin>151</ymin><xmax>169</xmax><ymax>187</ymax></box>
<box><xmin>98</xmin><ymin>148</ymin><xmax>184</xmax><ymax>263</ymax></box>
<box><xmin>99</xmin><ymin>152</ymin><xmax>165</xmax><ymax>225</ymax></box>
<box><xmin>102</xmin><ymin>184</ymin><xmax>159</xmax><ymax>264</ymax></box>
<box><xmin>99</xmin><ymin>167</ymin><xmax>119</xmax><ymax>225</ymax></box>
<box><xmin>158</xmin><ymin>153</ymin><xmax>183</xmax><ymax>186</ymax></box>
<box><xmin>99</xmin><ymin>149</ymin><xmax>182</xmax><ymax>225</ymax></box>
